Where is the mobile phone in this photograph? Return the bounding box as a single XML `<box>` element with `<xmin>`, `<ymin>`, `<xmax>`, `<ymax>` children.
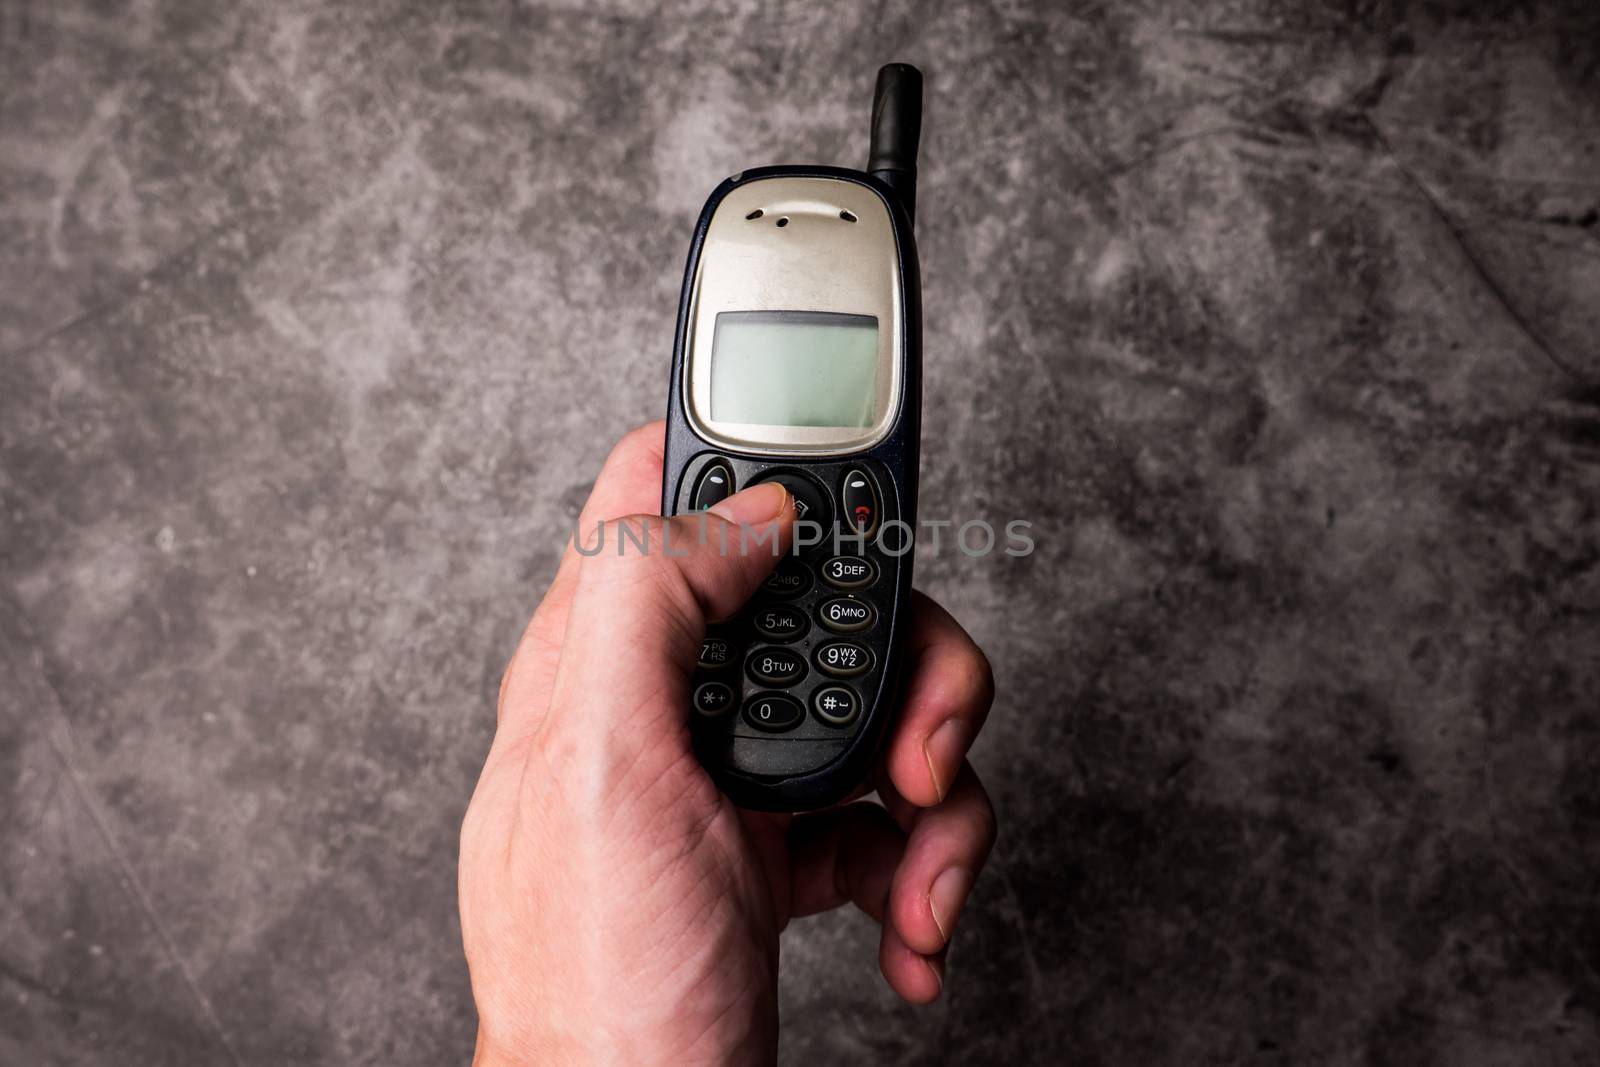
<box><xmin>661</xmin><ymin>64</ymin><xmax>923</xmax><ymax>812</ymax></box>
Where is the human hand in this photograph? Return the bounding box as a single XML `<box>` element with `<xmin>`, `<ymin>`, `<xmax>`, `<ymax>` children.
<box><xmin>459</xmin><ymin>422</ymin><xmax>997</xmax><ymax>1066</ymax></box>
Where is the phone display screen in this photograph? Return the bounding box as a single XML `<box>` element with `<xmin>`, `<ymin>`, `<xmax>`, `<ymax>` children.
<box><xmin>710</xmin><ymin>311</ymin><xmax>879</xmax><ymax>428</ymax></box>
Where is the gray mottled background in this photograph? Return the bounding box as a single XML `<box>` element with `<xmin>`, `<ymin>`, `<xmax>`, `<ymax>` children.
<box><xmin>3</xmin><ymin>0</ymin><xmax>1599</xmax><ymax>1064</ymax></box>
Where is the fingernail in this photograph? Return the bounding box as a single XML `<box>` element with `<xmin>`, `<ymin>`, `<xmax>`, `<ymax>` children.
<box><xmin>924</xmin><ymin>955</ymin><xmax>945</xmax><ymax>996</ymax></box>
<box><xmin>929</xmin><ymin>867</ymin><xmax>973</xmax><ymax>942</ymax></box>
<box><xmin>708</xmin><ymin>482</ymin><xmax>789</xmax><ymax>525</ymax></box>
<box><xmin>923</xmin><ymin>719</ymin><xmax>971</xmax><ymax>801</ymax></box>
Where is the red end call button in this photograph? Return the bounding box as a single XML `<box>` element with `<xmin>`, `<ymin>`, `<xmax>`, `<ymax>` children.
<box><xmin>840</xmin><ymin>468</ymin><xmax>879</xmax><ymax>537</ymax></box>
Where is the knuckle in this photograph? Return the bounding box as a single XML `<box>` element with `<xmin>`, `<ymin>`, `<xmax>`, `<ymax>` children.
<box><xmin>968</xmin><ymin>779</ymin><xmax>999</xmax><ymax>849</ymax></box>
<box><xmin>962</xmin><ymin>797</ymin><xmax>999</xmax><ymax>857</ymax></box>
<box><xmin>949</xmin><ymin>647</ymin><xmax>995</xmax><ymax>714</ymax></box>
<box><xmin>458</xmin><ymin>794</ymin><xmax>489</xmax><ymax>856</ymax></box>
<box><xmin>605</xmin><ymin>422</ymin><xmax>667</xmax><ymax>480</ymax></box>
<box><xmin>970</xmin><ymin>647</ymin><xmax>996</xmax><ymax>704</ymax></box>
<box><xmin>976</xmin><ymin>649</ymin><xmax>996</xmax><ymax>702</ymax></box>
<box><xmin>495</xmin><ymin>657</ymin><xmax>515</xmax><ymax>719</ymax></box>
<box><xmin>618</xmin><ymin>419</ymin><xmax>665</xmax><ymax>453</ymax></box>
<box><xmin>576</xmin><ymin>514</ymin><xmax>668</xmax><ymax>572</ymax></box>
<box><xmin>966</xmin><ymin>799</ymin><xmax>992</xmax><ymax>851</ymax></box>
<box><xmin>944</xmin><ymin>768</ymin><xmax>997</xmax><ymax>846</ymax></box>
<box><xmin>601</xmin><ymin>421</ymin><xmax>660</xmax><ymax>468</ymax></box>
<box><xmin>644</xmin><ymin>556</ymin><xmax>704</xmax><ymax>625</ymax></box>
<box><xmin>665</xmin><ymin>512</ymin><xmax>708</xmax><ymax>548</ymax></box>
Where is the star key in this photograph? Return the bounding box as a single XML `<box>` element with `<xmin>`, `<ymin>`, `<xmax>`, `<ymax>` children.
<box><xmin>692</xmin><ymin>681</ymin><xmax>734</xmax><ymax>718</ymax></box>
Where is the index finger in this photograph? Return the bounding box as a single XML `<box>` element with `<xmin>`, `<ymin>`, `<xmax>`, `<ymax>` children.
<box><xmin>883</xmin><ymin>592</ymin><xmax>995</xmax><ymax>808</ymax></box>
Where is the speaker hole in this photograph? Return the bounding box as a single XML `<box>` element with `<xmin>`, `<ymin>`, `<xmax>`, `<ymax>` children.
<box><xmin>745</xmin><ymin>209</ymin><xmax>763</xmax><ymax>220</ymax></box>
<box><xmin>839</xmin><ymin>210</ymin><xmax>857</xmax><ymax>223</ymax></box>
<box><xmin>776</xmin><ymin>216</ymin><xmax>789</xmax><ymax>228</ymax></box>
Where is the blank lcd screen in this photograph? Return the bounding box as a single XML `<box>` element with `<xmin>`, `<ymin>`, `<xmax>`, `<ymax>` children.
<box><xmin>710</xmin><ymin>311</ymin><xmax>880</xmax><ymax>428</ymax></box>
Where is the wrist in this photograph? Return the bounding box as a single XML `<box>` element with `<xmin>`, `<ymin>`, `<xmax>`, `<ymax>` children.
<box><xmin>472</xmin><ymin>1012</ymin><xmax>774</xmax><ymax>1067</ymax></box>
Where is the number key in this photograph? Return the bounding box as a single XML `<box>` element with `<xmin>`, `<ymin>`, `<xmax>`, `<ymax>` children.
<box><xmin>746</xmin><ymin>646</ymin><xmax>807</xmax><ymax>686</ymax></box>
<box><xmin>744</xmin><ymin>693</ymin><xmax>804</xmax><ymax>732</ymax></box>
<box><xmin>698</xmin><ymin>637</ymin><xmax>737</xmax><ymax>670</ymax></box>
<box><xmin>821</xmin><ymin>555</ymin><xmax>876</xmax><ymax>590</ymax></box>
<box><xmin>752</xmin><ymin>604</ymin><xmax>808</xmax><ymax>642</ymax></box>
<box><xmin>818</xmin><ymin>597</ymin><xmax>875</xmax><ymax>634</ymax></box>
<box><xmin>815</xmin><ymin>641</ymin><xmax>872</xmax><ymax>678</ymax></box>
<box><xmin>761</xmin><ymin>558</ymin><xmax>812</xmax><ymax>599</ymax></box>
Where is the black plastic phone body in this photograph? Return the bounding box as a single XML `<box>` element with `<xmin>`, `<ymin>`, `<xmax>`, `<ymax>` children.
<box><xmin>661</xmin><ymin>164</ymin><xmax>921</xmax><ymax>812</ymax></box>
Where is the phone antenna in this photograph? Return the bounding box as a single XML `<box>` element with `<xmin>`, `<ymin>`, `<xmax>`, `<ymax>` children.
<box><xmin>867</xmin><ymin>63</ymin><xmax>922</xmax><ymax>228</ymax></box>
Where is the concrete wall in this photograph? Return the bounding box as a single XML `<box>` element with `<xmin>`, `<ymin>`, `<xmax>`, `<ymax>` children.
<box><xmin>3</xmin><ymin>1</ymin><xmax>1598</xmax><ymax>1063</ymax></box>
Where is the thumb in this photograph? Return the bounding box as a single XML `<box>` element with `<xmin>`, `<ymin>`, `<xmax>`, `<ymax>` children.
<box><xmin>682</xmin><ymin>481</ymin><xmax>797</xmax><ymax>622</ymax></box>
<box><xmin>579</xmin><ymin>480</ymin><xmax>795</xmax><ymax>633</ymax></box>
<box><xmin>536</xmin><ymin>483</ymin><xmax>795</xmax><ymax>745</ymax></box>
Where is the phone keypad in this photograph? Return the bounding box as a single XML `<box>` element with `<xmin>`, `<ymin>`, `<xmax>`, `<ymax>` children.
<box><xmin>682</xmin><ymin>458</ymin><xmax>896</xmax><ymax>738</ymax></box>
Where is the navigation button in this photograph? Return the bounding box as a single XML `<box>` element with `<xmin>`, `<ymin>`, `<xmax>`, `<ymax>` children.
<box><xmin>755</xmin><ymin>471</ymin><xmax>832</xmax><ymax>536</ymax></box>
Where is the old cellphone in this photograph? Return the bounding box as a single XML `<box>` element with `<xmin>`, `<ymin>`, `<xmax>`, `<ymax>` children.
<box><xmin>660</xmin><ymin>64</ymin><xmax>923</xmax><ymax>811</ymax></box>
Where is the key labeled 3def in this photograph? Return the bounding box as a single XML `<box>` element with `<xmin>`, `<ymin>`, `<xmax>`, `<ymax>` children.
<box><xmin>821</xmin><ymin>555</ymin><xmax>876</xmax><ymax>590</ymax></box>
